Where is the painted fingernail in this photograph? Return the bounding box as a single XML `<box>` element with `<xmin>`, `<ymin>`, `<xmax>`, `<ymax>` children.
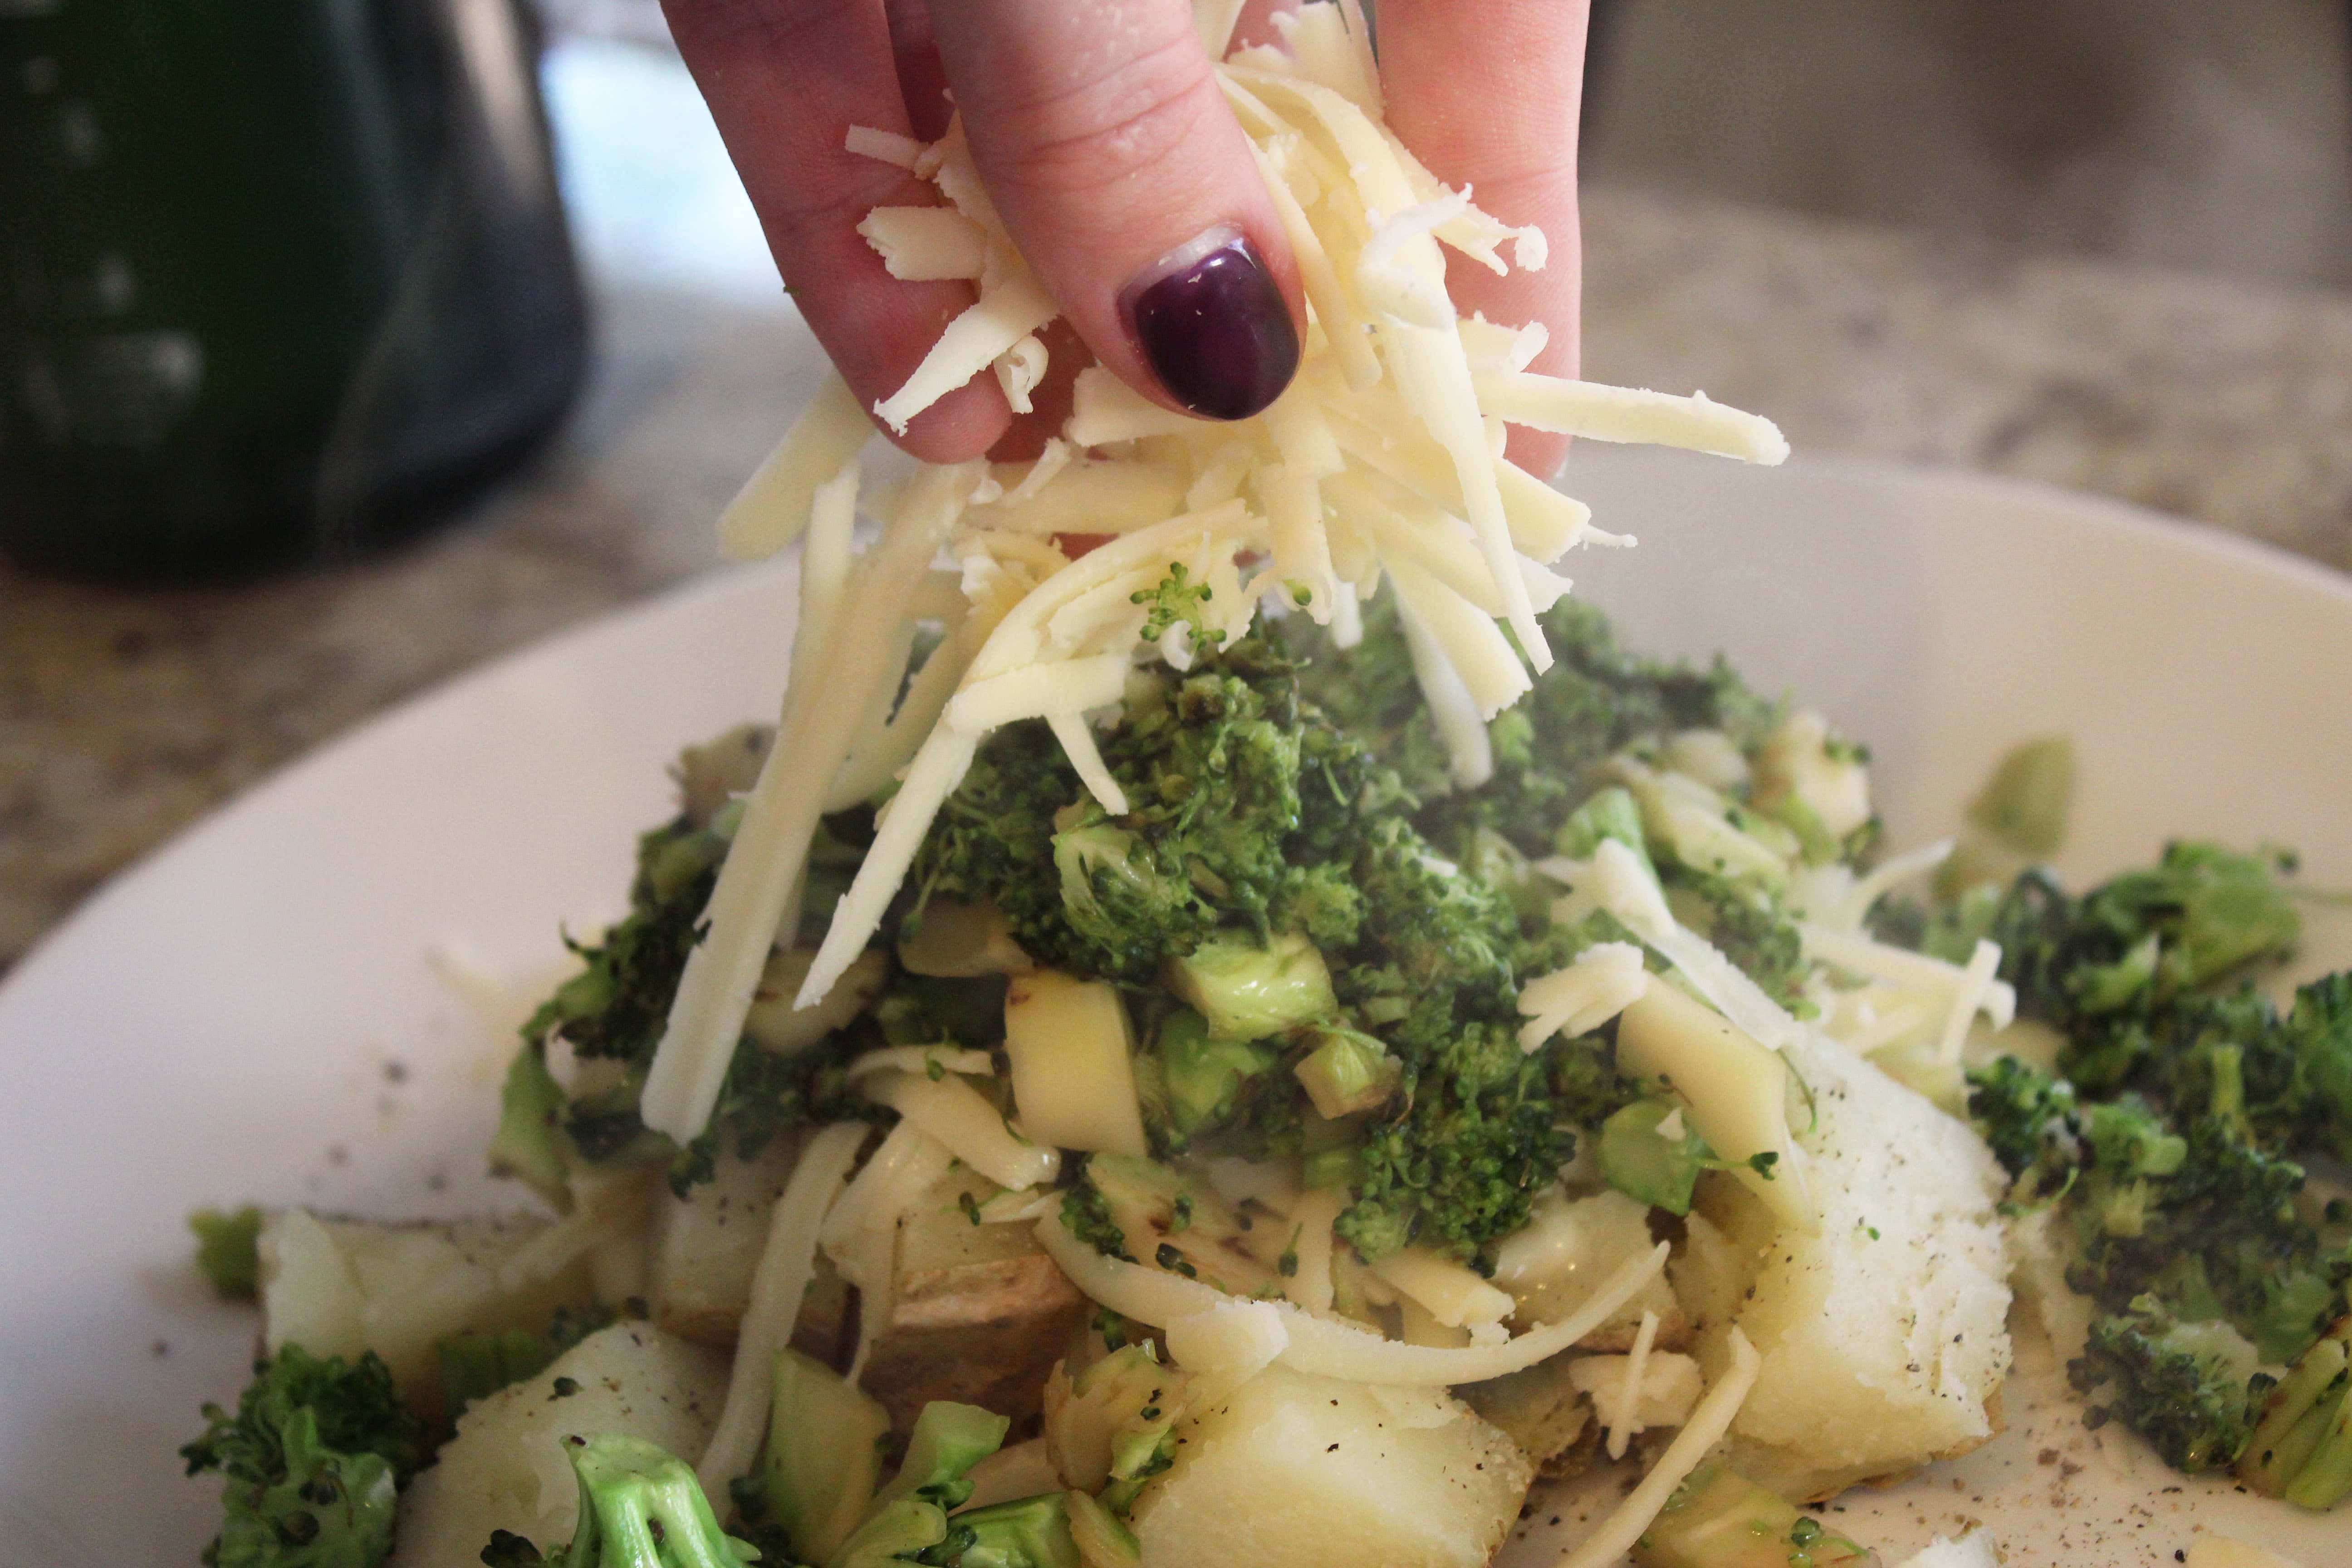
<box><xmin>1122</xmin><ymin>226</ymin><xmax>1300</xmax><ymax>421</ymax></box>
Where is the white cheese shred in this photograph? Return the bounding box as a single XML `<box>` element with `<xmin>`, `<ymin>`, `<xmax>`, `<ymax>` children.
<box><xmin>668</xmin><ymin>16</ymin><xmax>1789</xmax><ymax>1147</ymax></box>
<box><xmin>1037</xmin><ymin>1211</ymin><xmax>1668</xmax><ymax>1387</ymax></box>
<box><xmin>697</xmin><ymin>1122</ymin><xmax>869</xmax><ymax>1497</ymax></box>
<box><xmin>1555</xmin><ymin>1327</ymin><xmax>1764</xmax><ymax>1568</ymax></box>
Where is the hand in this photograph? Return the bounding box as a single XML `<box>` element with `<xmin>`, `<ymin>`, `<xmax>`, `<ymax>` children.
<box><xmin>661</xmin><ymin>0</ymin><xmax>1589</xmax><ymax>474</ymax></box>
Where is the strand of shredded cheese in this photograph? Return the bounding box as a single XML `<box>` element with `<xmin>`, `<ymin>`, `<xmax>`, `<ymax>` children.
<box><xmin>1556</xmin><ymin>1328</ymin><xmax>1763</xmax><ymax>1568</ymax></box>
<box><xmin>696</xmin><ymin>1121</ymin><xmax>869</xmax><ymax>1496</ymax></box>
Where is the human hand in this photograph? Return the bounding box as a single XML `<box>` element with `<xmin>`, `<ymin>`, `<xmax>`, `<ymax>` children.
<box><xmin>661</xmin><ymin>0</ymin><xmax>1589</xmax><ymax>474</ymax></box>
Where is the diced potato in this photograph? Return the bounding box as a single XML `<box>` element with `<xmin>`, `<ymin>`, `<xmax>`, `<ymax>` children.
<box><xmin>1456</xmin><ymin>1355</ymin><xmax>1596</xmax><ymax>1477</ymax></box>
<box><xmin>900</xmin><ymin>900</ymin><xmax>1036</xmax><ymax>977</ymax></box>
<box><xmin>857</xmin><ymin>1164</ymin><xmax>1088</xmax><ymax>1434</ymax></box>
<box><xmin>1703</xmin><ymin>1030</ymin><xmax>2012</xmax><ymax>1500</ymax></box>
<box><xmin>1002</xmin><ymin>969</ymin><xmax>1148</xmax><ymax>1157</ymax></box>
<box><xmin>387</xmin><ymin>1323</ymin><xmax>727</xmax><ymax>1568</ymax></box>
<box><xmin>260</xmin><ymin>1209</ymin><xmax>600</xmax><ymax>1422</ymax></box>
<box><xmin>647</xmin><ymin>1135</ymin><xmax>805</xmax><ymax>1348</ymax></box>
<box><xmin>675</xmin><ymin>723</ymin><xmax>773</xmax><ymax>827</ymax></box>
<box><xmin>1128</xmin><ymin>1367</ymin><xmax>1532</xmax><ymax>1568</ymax></box>
<box><xmin>745</xmin><ymin>946</ymin><xmax>887</xmax><ymax>1056</ymax></box>
<box><xmin>1490</xmin><ymin>1188</ymin><xmax>1686</xmax><ymax>1351</ymax></box>
<box><xmin>1751</xmin><ymin>710</ymin><xmax>1872</xmax><ymax>841</ymax></box>
<box><xmin>1614</xmin><ymin>983</ymin><xmax>1809</xmax><ymax>1230</ymax></box>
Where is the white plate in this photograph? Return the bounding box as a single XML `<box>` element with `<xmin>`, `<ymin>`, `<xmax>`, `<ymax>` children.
<box><xmin>3</xmin><ymin>449</ymin><xmax>2346</xmax><ymax>1567</ymax></box>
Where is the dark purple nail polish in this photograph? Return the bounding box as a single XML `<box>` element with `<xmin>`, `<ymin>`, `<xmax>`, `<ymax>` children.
<box><xmin>1123</xmin><ymin>227</ymin><xmax>1300</xmax><ymax>421</ymax></box>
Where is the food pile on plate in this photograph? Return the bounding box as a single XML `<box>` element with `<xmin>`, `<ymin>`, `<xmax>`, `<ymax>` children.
<box><xmin>178</xmin><ymin>5</ymin><xmax>2351</xmax><ymax>1567</ymax></box>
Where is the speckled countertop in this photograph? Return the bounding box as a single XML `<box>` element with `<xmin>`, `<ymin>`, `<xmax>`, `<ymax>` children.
<box><xmin>7</xmin><ymin>181</ymin><xmax>2352</xmax><ymax>975</ymax></box>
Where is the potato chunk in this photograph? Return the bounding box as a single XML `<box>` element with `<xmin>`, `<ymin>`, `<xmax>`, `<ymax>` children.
<box><xmin>1128</xmin><ymin>1367</ymin><xmax>1532</xmax><ymax>1568</ymax></box>
<box><xmin>647</xmin><ymin>1137</ymin><xmax>804</xmax><ymax>1348</ymax></box>
<box><xmin>1705</xmin><ymin>1030</ymin><xmax>2012</xmax><ymax>1499</ymax></box>
<box><xmin>858</xmin><ymin>1164</ymin><xmax>1087</xmax><ymax>1433</ymax></box>
<box><xmin>387</xmin><ymin>1323</ymin><xmax>726</xmax><ymax>1568</ymax></box>
<box><xmin>259</xmin><ymin>1209</ymin><xmax>600</xmax><ymax>1421</ymax></box>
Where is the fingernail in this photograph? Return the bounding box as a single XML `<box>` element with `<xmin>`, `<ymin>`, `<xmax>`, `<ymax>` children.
<box><xmin>1122</xmin><ymin>226</ymin><xmax>1300</xmax><ymax>421</ymax></box>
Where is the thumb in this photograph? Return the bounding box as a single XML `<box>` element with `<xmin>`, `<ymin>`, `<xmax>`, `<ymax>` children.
<box><xmin>929</xmin><ymin>0</ymin><xmax>1305</xmax><ymax>423</ymax></box>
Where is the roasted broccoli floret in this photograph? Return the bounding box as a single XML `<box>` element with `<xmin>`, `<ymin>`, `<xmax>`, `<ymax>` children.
<box><xmin>478</xmin><ymin>1433</ymin><xmax>757</xmax><ymax>1568</ymax></box>
<box><xmin>1964</xmin><ymin>1054</ymin><xmax>2081</xmax><ymax>1191</ymax></box>
<box><xmin>1338</xmin><ymin>1020</ymin><xmax>1574</xmax><ymax>1260</ymax></box>
<box><xmin>2237</xmin><ymin>1315</ymin><xmax>2352</xmax><ymax>1510</ymax></box>
<box><xmin>2070</xmin><ymin>1296</ymin><xmax>2268</xmax><ymax>1472</ymax></box>
<box><xmin>181</xmin><ymin>1344</ymin><xmax>424</xmax><ymax>1568</ymax></box>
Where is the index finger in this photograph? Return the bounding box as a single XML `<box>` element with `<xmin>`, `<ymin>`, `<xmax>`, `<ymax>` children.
<box><xmin>662</xmin><ymin>0</ymin><xmax>1012</xmax><ymax>461</ymax></box>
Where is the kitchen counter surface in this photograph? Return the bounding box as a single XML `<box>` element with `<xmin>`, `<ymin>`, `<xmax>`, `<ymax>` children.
<box><xmin>8</xmin><ymin>182</ymin><xmax>2352</xmax><ymax>973</ymax></box>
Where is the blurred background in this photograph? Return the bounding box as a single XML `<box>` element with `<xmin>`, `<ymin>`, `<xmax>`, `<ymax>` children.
<box><xmin>8</xmin><ymin>0</ymin><xmax>2352</xmax><ymax>971</ymax></box>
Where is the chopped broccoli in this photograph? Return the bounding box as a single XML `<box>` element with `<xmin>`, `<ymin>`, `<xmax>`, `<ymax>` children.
<box><xmin>181</xmin><ymin>1345</ymin><xmax>423</xmax><ymax>1568</ymax></box>
<box><xmin>1338</xmin><ymin>1020</ymin><xmax>1575</xmax><ymax>1260</ymax></box>
<box><xmin>1964</xmin><ymin>1054</ymin><xmax>2080</xmax><ymax>1188</ymax></box>
<box><xmin>1597</xmin><ymin>1098</ymin><xmax>1711</xmax><ymax>1215</ymax></box>
<box><xmin>1130</xmin><ymin>562</ymin><xmax>1223</xmax><ymax>654</ymax></box>
<box><xmin>489</xmin><ymin>1043</ymin><xmax>572</xmax><ymax>1210</ymax></box>
<box><xmin>2070</xmin><ymin>1296</ymin><xmax>2267</xmax><ymax>1472</ymax></box>
<box><xmin>2238</xmin><ymin>1315</ymin><xmax>2352</xmax><ymax>1510</ymax></box>
<box><xmin>191</xmin><ymin>1205</ymin><xmax>265</xmax><ymax>1302</ymax></box>
<box><xmin>1061</xmin><ymin>1161</ymin><xmax>1133</xmax><ymax>1261</ymax></box>
<box><xmin>476</xmin><ymin>1433</ymin><xmax>756</xmax><ymax>1568</ymax></box>
<box><xmin>1163</xmin><ymin>930</ymin><xmax>1336</xmax><ymax>1043</ymax></box>
<box><xmin>520</xmin><ymin>794</ymin><xmax>882</xmax><ymax>1195</ymax></box>
<box><xmin>1148</xmin><ymin>1006</ymin><xmax>1283</xmax><ymax>1142</ymax></box>
<box><xmin>436</xmin><ymin>1304</ymin><xmax>618</xmax><ymax>1420</ymax></box>
<box><xmin>949</xmin><ymin>1494</ymin><xmax>1080</xmax><ymax>1568</ymax></box>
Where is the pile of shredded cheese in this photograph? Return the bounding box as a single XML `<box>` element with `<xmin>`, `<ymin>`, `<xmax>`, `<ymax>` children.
<box><xmin>636</xmin><ymin>1</ymin><xmax>1788</xmax><ymax>1151</ymax></box>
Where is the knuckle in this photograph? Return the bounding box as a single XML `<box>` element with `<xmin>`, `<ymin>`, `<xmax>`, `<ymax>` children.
<box><xmin>982</xmin><ymin>32</ymin><xmax>1224</xmax><ymax>198</ymax></box>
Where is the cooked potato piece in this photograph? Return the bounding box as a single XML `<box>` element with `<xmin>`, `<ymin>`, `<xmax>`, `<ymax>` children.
<box><xmin>259</xmin><ymin>1209</ymin><xmax>601</xmax><ymax>1421</ymax></box>
<box><xmin>1702</xmin><ymin>1030</ymin><xmax>2012</xmax><ymax>1500</ymax></box>
<box><xmin>1492</xmin><ymin>1188</ymin><xmax>1686</xmax><ymax>1352</ymax></box>
<box><xmin>1128</xmin><ymin>1367</ymin><xmax>1532</xmax><ymax>1568</ymax></box>
<box><xmin>857</xmin><ymin>1164</ymin><xmax>1087</xmax><ymax>1434</ymax></box>
<box><xmin>648</xmin><ymin>1136</ymin><xmax>805</xmax><ymax>1348</ymax></box>
<box><xmin>1457</xmin><ymin>1355</ymin><xmax>1597</xmax><ymax>1477</ymax></box>
<box><xmin>387</xmin><ymin>1323</ymin><xmax>726</xmax><ymax>1568</ymax></box>
<box><xmin>676</xmin><ymin>723</ymin><xmax>772</xmax><ymax>827</ymax></box>
<box><xmin>744</xmin><ymin>947</ymin><xmax>887</xmax><ymax>1056</ymax></box>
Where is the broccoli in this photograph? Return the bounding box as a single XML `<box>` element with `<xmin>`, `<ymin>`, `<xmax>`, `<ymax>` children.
<box><xmin>1338</xmin><ymin>1020</ymin><xmax>1575</xmax><ymax>1260</ymax></box>
<box><xmin>477</xmin><ymin>1433</ymin><xmax>757</xmax><ymax>1568</ymax></box>
<box><xmin>436</xmin><ymin>1303</ymin><xmax>619</xmax><ymax>1419</ymax></box>
<box><xmin>2070</xmin><ymin>1296</ymin><xmax>2268</xmax><ymax>1472</ymax></box>
<box><xmin>1964</xmin><ymin>1054</ymin><xmax>2081</xmax><ymax>1192</ymax></box>
<box><xmin>1129</xmin><ymin>561</ymin><xmax>1223</xmax><ymax>654</ymax></box>
<box><xmin>181</xmin><ymin>1344</ymin><xmax>424</xmax><ymax>1568</ymax></box>
<box><xmin>191</xmin><ymin>1204</ymin><xmax>265</xmax><ymax>1301</ymax></box>
<box><xmin>2238</xmin><ymin>1314</ymin><xmax>2352</xmax><ymax>1510</ymax></box>
<box><xmin>519</xmin><ymin>794</ymin><xmax>883</xmax><ymax>1195</ymax></box>
<box><xmin>1061</xmin><ymin>1161</ymin><xmax>1133</xmax><ymax>1260</ymax></box>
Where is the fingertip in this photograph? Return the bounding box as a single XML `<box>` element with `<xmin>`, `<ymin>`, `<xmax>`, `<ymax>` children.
<box><xmin>886</xmin><ymin>378</ymin><xmax>1015</xmax><ymax>464</ymax></box>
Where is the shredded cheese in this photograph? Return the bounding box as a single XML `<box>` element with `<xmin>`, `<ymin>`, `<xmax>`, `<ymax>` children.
<box><xmin>651</xmin><ymin>8</ymin><xmax>1791</xmax><ymax>1144</ymax></box>
<box><xmin>1554</xmin><ymin>1327</ymin><xmax>1764</xmax><ymax>1568</ymax></box>
<box><xmin>1037</xmin><ymin>1210</ymin><xmax>1669</xmax><ymax>1386</ymax></box>
<box><xmin>696</xmin><ymin>1121</ymin><xmax>868</xmax><ymax>1495</ymax></box>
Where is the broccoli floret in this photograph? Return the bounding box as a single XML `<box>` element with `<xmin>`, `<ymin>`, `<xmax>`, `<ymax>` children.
<box><xmin>1964</xmin><ymin>1055</ymin><xmax>2081</xmax><ymax>1188</ymax></box>
<box><xmin>478</xmin><ymin>1433</ymin><xmax>756</xmax><ymax>1568</ymax></box>
<box><xmin>182</xmin><ymin>1345</ymin><xmax>423</xmax><ymax>1568</ymax></box>
<box><xmin>522</xmin><ymin>797</ymin><xmax>882</xmax><ymax>1195</ymax></box>
<box><xmin>1129</xmin><ymin>561</ymin><xmax>1223</xmax><ymax>654</ymax></box>
<box><xmin>2238</xmin><ymin>1314</ymin><xmax>2352</xmax><ymax>1510</ymax></box>
<box><xmin>436</xmin><ymin>1304</ymin><xmax>618</xmax><ymax>1419</ymax></box>
<box><xmin>2070</xmin><ymin>1296</ymin><xmax>2267</xmax><ymax>1472</ymax></box>
<box><xmin>1339</xmin><ymin>1021</ymin><xmax>1574</xmax><ymax>1260</ymax></box>
<box><xmin>191</xmin><ymin>1205</ymin><xmax>265</xmax><ymax>1302</ymax></box>
<box><xmin>489</xmin><ymin>1043</ymin><xmax>573</xmax><ymax>1210</ymax></box>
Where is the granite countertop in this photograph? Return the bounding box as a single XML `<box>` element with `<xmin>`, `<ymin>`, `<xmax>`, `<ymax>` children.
<box><xmin>7</xmin><ymin>181</ymin><xmax>2352</xmax><ymax>976</ymax></box>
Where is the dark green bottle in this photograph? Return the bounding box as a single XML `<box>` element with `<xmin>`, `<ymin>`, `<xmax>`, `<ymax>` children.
<box><xmin>0</xmin><ymin>0</ymin><xmax>588</xmax><ymax>578</ymax></box>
